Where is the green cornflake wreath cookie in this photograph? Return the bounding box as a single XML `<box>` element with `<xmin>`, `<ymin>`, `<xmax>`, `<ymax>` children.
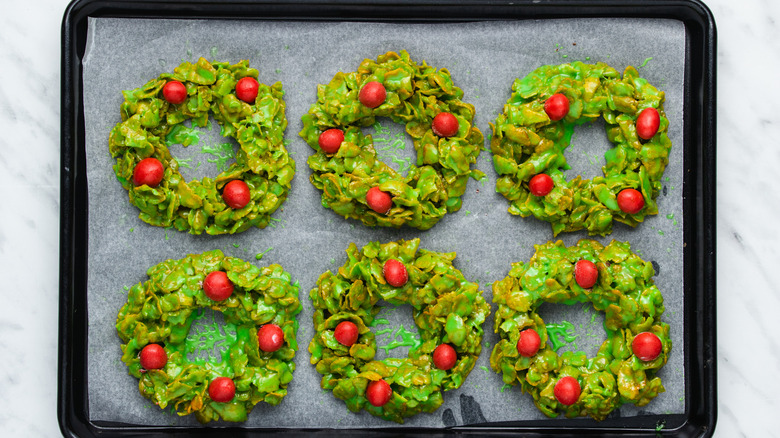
<box><xmin>490</xmin><ymin>240</ymin><xmax>671</xmax><ymax>421</ymax></box>
<box><xmin>491</xmin><ymin>61</ymin><xmax>672</xmax><ymax>236</ymax></box>
<box><xmin>309</xmin><ymin>238</ymin><xmax>491</xmax><ymax>423</ymax></box>
<box><xmin>109</xmin><ymin>57</ymin><xmax>294</xmax><ymax>235</ymax></box>
<box><xmin>116</xmin><ymin>250</ymin><xmax>302</xmax><ymax>423</ymax></box>
<box><xmin>300</xmin><ymin>50</ymin><xmax>485</xmax><ymax>230</ymax></box>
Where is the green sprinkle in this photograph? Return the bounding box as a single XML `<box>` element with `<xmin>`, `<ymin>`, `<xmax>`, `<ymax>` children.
<box><xmin>639</xmin><ymin>57</ymin><xmax>653</xmax><ymax>68</ymax></box>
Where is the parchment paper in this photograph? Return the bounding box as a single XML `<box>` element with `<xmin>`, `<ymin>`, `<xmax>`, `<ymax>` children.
<box><xmin>83</xmin><ymin>16</ymin><xmax>686</xmax><ymax>428</ymax></box>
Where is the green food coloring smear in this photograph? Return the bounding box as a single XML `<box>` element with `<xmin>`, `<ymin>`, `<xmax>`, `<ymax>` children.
<box><xmin>166</xmin><ymin>124</ymin><xmax>201</xmax><ymax>147</ymax></box>
<box><xmin>369</xmin><ymin>318</ymin><xmax>390</xmax><ymax>328</ymax></box>
<box><xmin>201</xmin><ymin>142</ymin><xmax>235</xmax><ymax>172</ymax></box>
<box><xmin>378</xmin><ymin>324</ymin><xmax>421</xmax><ymax>354</ymax></box>
<box><xmin>546</xmin><ymin>320</ymin><xmax>578</xmax><ymax>351</ymax></box>
<box><xmin>184</xmin><ymin>309</ymin><xmax>238</xmax><ymax>366</ymax></box>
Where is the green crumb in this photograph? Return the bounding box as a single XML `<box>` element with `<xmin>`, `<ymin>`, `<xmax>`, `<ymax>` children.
<box><xmin>275</xmin><ymin>68</ymin><xmax>281</xmax><ymax>74</ymax></box>
<box><xmin>464</xmin><ymin>210</ymin><xmax>471</xmax><ymax>215</ymax></box>
<box><xmin>480</xmin><ymin>365</ymin><xmax>490</xmax><ymax>374</ymax></box>
<box><xmin>658</xmin><ymin>230</ymin><xmax>665</xmax><ymax>236</ymax></box>
<box><xmin>585</xmin><ymin>56</ymin><xmax>591</xmax><ymax>60</ymax></box>
<box><xmin>129</xmin><ymin>227</ymin><xmax>134</xmax><ymax>232</ymax></box>
<box><xmin>639</xmin><ymin>57</ymin><xmax>653</xmax><ymax>68</ymax></box>
<box><xmin>330</xmin><ymin>258</ymin><xmax>335</xmax><ymax>264</ymax></box>
<box><xmin>284</xmin><ymin>45</ymin><xmax>289</xmax><ymax>50</ymax></box>
<box><xmin>255</xmin><ymin>247</ymin><xmax>273</xmax><ymax>260</ymax></box>
<box><xmin>123</xmin><ymin>285</ymin><xmax>130</xmax><ymax>291</ymax></box>
<box><xmin>666</xmin><ymin>214</ymin><xmax>674</xmax><ymax>219</ymax></box>
<box><xmin>232</xmin><ymin>243</ymin><xmax>240</xmax><ymax>248</ymax></box>
<box><xmin>500</xmin><ymin>383</ymin><xmax>512</xmax><ymax>393</ymax></box>
<box><xmin>210</xmin><ymin>46</ymin><xmax>218</xmax><ymax>58</ymax></box>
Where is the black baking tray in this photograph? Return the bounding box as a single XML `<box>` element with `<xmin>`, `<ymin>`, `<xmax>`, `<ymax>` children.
<box><xmin>59</xmin><ymin>0</ymin><xmax>717</xmax><ymax>436</ymax></box>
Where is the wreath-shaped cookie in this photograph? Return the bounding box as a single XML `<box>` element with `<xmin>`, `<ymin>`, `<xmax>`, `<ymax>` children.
<box><xmin>309</xmin><ymin>239</ymin><xmax>491</xmax><ymax>423</ymax></box>
<box><xmin>109</xmin><ymin>57</ymin><xmax>294</xmax><ymax>235</ymax></box>
<box><xmin>299</xmin><ymin>50</ymin><xmax>484</xmax><ymax>230</ymax></box>
<box><xmin>491</xmin><ymin>62</ymin><xmax>672</xmax><ymax>236</ymax></box>
<box><xmin>489</xmin><ymin>240</ymin><xmax>671</xmax><ymax>421</ymax></box>
<box><xmin>116</xmin><ymin>250</ymin><xmax>302</xmax><ymax>423</ymax></box>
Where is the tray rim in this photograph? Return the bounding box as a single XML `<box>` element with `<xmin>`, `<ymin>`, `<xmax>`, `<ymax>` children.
<box><xmin>58</xmin><ymin>0</ymin><xmax>717</xmax><ymax>436</ymax></box>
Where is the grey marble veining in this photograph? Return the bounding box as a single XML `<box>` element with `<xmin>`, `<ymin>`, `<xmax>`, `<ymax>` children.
<box><xmin>0</xmin><ymin>0</ymin><xmax>776</xmax><ymax>436</ymax></box>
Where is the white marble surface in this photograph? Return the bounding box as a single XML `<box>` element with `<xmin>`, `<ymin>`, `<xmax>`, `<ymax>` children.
<box><xmin>0</xmin><ymin>0</ymin><xmax>775</xmax><ymax>436</ymax></box>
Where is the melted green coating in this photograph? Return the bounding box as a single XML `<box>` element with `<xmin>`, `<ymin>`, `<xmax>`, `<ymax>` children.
<box><xmin>309</xmin><ymin>239</ymin><xmax>491</xmax><ymax>423</ymax></box>
<box><xmin>300</xmin><ymin>51</ymin><xmax>485</xmax><ymax>230</ymax></box>
<box><xmin>490</xmin><ymin>62</ymin><xmax>672</xmax><ymax>235</ymax></box>
<box><xmin>489</xmin><ymin>240</ymin><xmax>671</xmax><ymax>421</ymax></box>
<box><xmin>116</xmin><ymin>250</ymin><xmax>302</xmax><ymax>423</ymax></box>
<box><xmin>109</xmin><ymin>58</ymin><xmax>295</xmax><ymax>235</ymax></box>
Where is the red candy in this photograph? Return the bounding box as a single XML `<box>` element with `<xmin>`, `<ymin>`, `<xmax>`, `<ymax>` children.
<box><xmin>222</xmin><ymin>180</ymin><xmax>251</xmax><ymax>209</ymax></box>
<box><xmin>529</xmin><ymin>174</ymin><xmax>554</xmax><ymax>196</ymax></box>
<box><xmin>358</xmin><ymin>81</ymin><xmax>386</xmax><ymax>108</ymax></box>
<box><xmin>617</xmin><ymin>188</ymin><xmax>645</xmax><ymax>214</ymax></box>
<box><xmin>162</xmin><ymin>80</ymin><xmax>187</xmax><ymax>104</ymax></box>
<box><xmin>132</xmin><ymin>157</ymin><xmax>164</xmax><ymax>187</ymax></box>
<box><xmin>139</xmin><ymin>344</ymin><xmax>167</xmax><ymax>370</ymax></box>
<box><xmin>236</xmin><ymin>77</ymin><xmax>259</xmax><ymax>104</ymax></box>
<box><xmin>574</xmin><ymin>260</ymin><xmax>598</xmax><ymax>289</ymax></box>
<box><xmin>203</xmin><ymin>271</ymin><xmax>233</xmax><ymax>301</ymax></box>
<box><xmin>544</xmin><ymin>93</ymin><xmax>570</xmax><ymax>121</ymax></box>
<box><xmin>554</xmin><ymin>376</ymin><xmax>581</xmax><ymax>406</ymax></box>
<box><xmin>258</xmin><ymin>324</ymin><xmax>284</xmax><ymax>352</ymax></box>
<box><xmin>208</xmin><ymin>377</ymin><xmax>236</xmax><ymax>403</ymax></box>
<box><xmin>516</xmin><ymin>329</ymin><xmax>541</xmax><ymax>357</ymax></box>
<box><xmin>318</xmin><ymin>129</ymin><xmax>345</xmax><ymax>154</ymax></box>
<box><xmin>632</xmin><ymin>332</ymin><xmax>663</xmax><ymax>361</ymax></box>
<box><xmin>334</xmin><ymin>321</ymin><xmax>359</xmax><ymax>347</ymax></box>
<box><xmin>431</xmin><ymin>112</ymin><xmax>459</xmax><ymax>138</ymax></box>
<box><xmin>366</xmin><ymin>187</ymin><xmax>393</xmax><ymax>214</ymax></box>
<box><xmin>636</xmin><ymin>107</ymin><xmax>661</xmax><ymax>140</ymax></box>
<box><xmin>433</xmin><ymin>344</ymin><xmax>457</xmax><ymax>370</ymax></box>
<box><xmin>383</xmin><ymin>259</ymin><xmax>408</xmax><ymax>287</ymax></box>
<box><xmin>366</xmin><ymin>379</ymin><xmax>392</xmax><ymax>407</ymax></box>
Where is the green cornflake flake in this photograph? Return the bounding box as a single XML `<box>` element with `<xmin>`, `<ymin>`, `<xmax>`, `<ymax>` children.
<box><xmin>639</xmin><ymin>57</ymin><xmax>653</xmax><ymax>68</ymax></box>
<box><xmin>165</xmin><ymin>124</ymin><xmax>201</xmax><ymax>147</ymax></box>
<box><xmin>255</xmin><ymin>247</ymin><xmax>273</xmax><ymax>260</ymax></box>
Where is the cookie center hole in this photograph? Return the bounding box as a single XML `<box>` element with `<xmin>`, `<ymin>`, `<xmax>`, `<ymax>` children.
<box><xmin>536</xmin><ymin>302</ymin><xmax>606</xmax><ymax>358</ymax></box>
<box><xmin>561</xmin><ymin>118</ymin><xmax>609</xmax><ymax>181</ymax></box>
<box><xmin>184</xmin><ymin>308</ymin><xmax>238</xmax><ymax>365</ymax></box>
<box><xmin>370</xmin><ymin>303</ymin><xmax>421</xmax><ymax>361</ymax></box>
<box><xmin>362</xmin><ymin>117</ymin><xmax>416</xmax><ymax>178</ymax></box>
<box><xmin>165</xmin><ymin>116</ymin><xmax>239</xmax><ymax>182</ymax></box>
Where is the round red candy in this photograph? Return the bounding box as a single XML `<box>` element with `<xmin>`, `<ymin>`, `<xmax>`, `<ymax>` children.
<box><xmin>258</xmin><ymin>324</ymin><xmax>285</xmax><ymax>352</ymax></box>
<box><xmin>162</xmin><ymin>80</ymin><xmax>187</xmax><ymax>104</ymax></box>
<box><xmin>334</xmin><ymin>321</ymin><xmax>359</xmax><ymax>347</ymax></box>
<box><xmin>516</xmin><ymin>329</ymin><xmax>541</xmax><ymax>357</ymax></box>
<box><xmin>222</xmin><ymin>180</ymin><xmax>251</xmax><ymax>209</ymax></box>
<box><xmin>132</xmin><ymin>157</ymin><xmax>164</xmax><ymax>187</ymax></box>
<box><xmin>544</xmin><ymin>93</ymin><xmax>570</xmax><ymax>121</ymax></box>
<box><xmin>636</xmin><ymin>107</ymin><xmax>661</xmax><ymax>140</ymax></box>
<box><xmin>554</xmin><ymin>376</ymin><xmax>581</xmax><ymax>406</ymax></box>
<box><xmin>432</xmin><ymin>344</ymin><xmax>457</xmax><ymax>370</ymax></box>
<box><xmin>318</xmin><ymin>128</ymin><xmax>345</xmax><ymax>154</ymax></box>
<box><xmin>208</xmin><ymin>377</ymin><xmax>236</xmax><ymax>403</ymax></box>
<box><xmin>383</xmin><ymin>259</ymin><xmax>408</xmax><ymax>288</ymax></box>
<box><xmin>203</xmin><ymin>271</ymin><xmax>233</xmax><ymax>301</ymax></box>
<box><xmin>529</xmin><ymin>174</ymin><xmax>554</xmax><ymax>196</ymax></box>
<box><xmin>431</xmin><ymin>112</ymin><xmax>459</xmax><ymax>138</ymax></box>
<box><xmin>366</xmin><ymin>379</ymin><xmax>392</xmax><ymax>407</ymax></box>
<box><xmin>236</xmin><ymin>77</ymin><xmax>259</xmax><ymax>104</ymax></box>
<box><xmin>139</xmin><ymin>344</ymin><xmax>167</xmax><ymax>370</ymax></box>
<box><xmin>617</xmin><ymin>188</ymin><xmax>645</xmax><ymax>214</ymax></box>
<box><xmin>632</xmin><ymin>332</ymin><xmax>663</xmax><ymax>361</ymax></box>
<box><xmin>358</xmin><ymin>81</ymin><xmax>386</xmax><ymax>108</ymax></box>
<box><xmin>574</xmin><ymin>259</ymin><xmax>598</xmax><ymax>289</ymax></box>
<box><xmin>366</xmin><ymin>186</ymin><xmax>393</xmax><ymax>214</ymax></box>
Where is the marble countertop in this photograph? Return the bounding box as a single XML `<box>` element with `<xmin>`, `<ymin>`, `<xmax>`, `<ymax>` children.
<box><xmin>0</xmin><ymin>0</ymin><xmax>775</xmax><ymax>436</ymax></box>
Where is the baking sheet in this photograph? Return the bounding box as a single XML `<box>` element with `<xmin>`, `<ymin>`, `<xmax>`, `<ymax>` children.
<box><xmin>83</xmin><ymin>17</ymin><xmax>686</xmax><ymax>428</ymax></box>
